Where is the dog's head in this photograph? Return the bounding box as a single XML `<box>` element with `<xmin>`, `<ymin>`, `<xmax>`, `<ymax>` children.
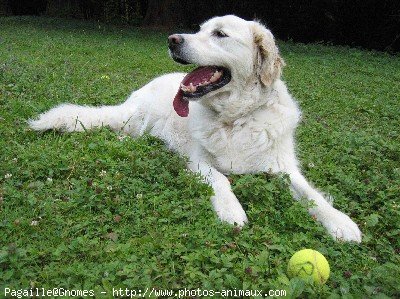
<box><xmin>169</xmin><ymin>15</ymin><xmax>284</xmax><ymax>117</ymax></box>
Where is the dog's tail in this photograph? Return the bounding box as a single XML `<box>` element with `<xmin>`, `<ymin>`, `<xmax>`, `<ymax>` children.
<box><xmin>28</xmin><ymin>102</ymin><xmax>140</xmax><ymax>133</ymax></box>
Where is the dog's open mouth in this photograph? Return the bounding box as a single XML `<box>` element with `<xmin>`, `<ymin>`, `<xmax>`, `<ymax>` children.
<box><xmin>173</xmin><ymin>66</ymin><xmax>231</xmax><ymax>117</ymax></box>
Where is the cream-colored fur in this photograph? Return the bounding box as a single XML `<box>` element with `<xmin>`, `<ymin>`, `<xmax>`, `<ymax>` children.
<box><xmin>29</xmin><ymin>15</ymin><xmax>361</xmax><ymax>242</ymax></box>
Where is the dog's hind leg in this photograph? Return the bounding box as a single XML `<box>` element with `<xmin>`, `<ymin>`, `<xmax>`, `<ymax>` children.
<box><xmin>29</xmin><ymin>73</ymin><xmax>186</xmax><ymax>137</ymax></box>
<box><xmin>28</xmin><ymin>102</ymin><xmax>139</xmax><ymax>133</ymax></box>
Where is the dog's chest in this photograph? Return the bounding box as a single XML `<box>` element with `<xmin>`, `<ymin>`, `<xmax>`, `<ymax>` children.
<box><xmin>193</xmin><ymin>120</ymin><xmax>278</xmax><ymax>174</ymax></box>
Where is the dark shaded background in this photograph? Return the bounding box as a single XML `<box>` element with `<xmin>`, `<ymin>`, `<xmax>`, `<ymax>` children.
<box><xmin>1</xmin><ymin>0</ymin><xmax>399</xmax><ymax>52</ymax></box>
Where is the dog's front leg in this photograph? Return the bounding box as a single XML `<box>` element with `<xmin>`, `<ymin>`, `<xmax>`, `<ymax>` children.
<box><xmin>288</xmin><ymin>169</ymin><xmax>362</xmax><ymax>242</ymax></box>
<box><xmin>188</xmin><ymin>154</ymin><xmax>248</xmax><ymax>226</ymax></box>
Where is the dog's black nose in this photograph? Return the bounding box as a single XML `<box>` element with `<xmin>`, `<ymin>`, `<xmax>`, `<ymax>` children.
<box><xmin>168</xmin><ymin>34</ymin><xmax>184</xmax><ymax>49</ymax></box>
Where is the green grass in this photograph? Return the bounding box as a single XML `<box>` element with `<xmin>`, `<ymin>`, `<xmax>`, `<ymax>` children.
<box><xmin>1</xmin><ymin>16</ymin><xmax>399</xmax><ymax>298</ymax></box>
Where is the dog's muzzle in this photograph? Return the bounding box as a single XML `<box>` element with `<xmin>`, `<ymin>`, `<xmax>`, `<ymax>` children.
<box><xmin>168</xmin><ymin>34</ymin><xmax>190</xmax><ymax>65</ymax></box>
<box><xmin>168</xmin><ymin>34</ymin><xmax>184</xmax><ymax>50</ymax></box>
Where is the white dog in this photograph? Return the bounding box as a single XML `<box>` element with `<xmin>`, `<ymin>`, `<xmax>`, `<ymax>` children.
<box><xmin>29</xmin><ymin>15</ymin><xmax>361</xmax><ymax>242</ymax></box>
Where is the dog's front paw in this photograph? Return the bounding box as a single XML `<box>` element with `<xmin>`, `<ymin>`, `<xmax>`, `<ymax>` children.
<box><xmin>211</xmin><ymin>195</ymin><xmax>248</xmax><ymax>227</ymax></box>
<box><xmin>320</xmin><ymin>208</ymin><xmax>362</xmax><ymax>243</ymax></box>
<box><xmin>218</xmin><ymin>208</ymin><xmax>248</xmax><ymax>227</ymax></box>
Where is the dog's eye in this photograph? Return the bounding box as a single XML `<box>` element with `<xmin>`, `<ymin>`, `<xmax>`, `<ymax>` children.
<box><xmin>213</xmin><ymin>30</ymin><xmax>228</xmax><ymax>38</ymax></box>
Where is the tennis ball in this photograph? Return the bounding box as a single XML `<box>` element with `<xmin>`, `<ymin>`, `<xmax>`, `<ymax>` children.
<box><xmin>287</xmin><ymin>249</ymin><xmax>330</xmax><ymax>284</ymax></box>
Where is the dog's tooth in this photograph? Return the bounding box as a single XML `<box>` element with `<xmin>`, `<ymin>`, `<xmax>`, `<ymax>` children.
<box><xmin>189</xmin><ymin>83</ymin><xmax>196</xmax><ymax>92</ymax></box>
<box><xmin>199</xmin><ymin>80</ymin><xmax>209</xmax><ymax>87</ymax></box>
<box><xmin>180</xmin><ymin>83</ymin><xmax>187</xmax><ymax>92</ymax></box>
<box><xmin>180</xmin><ymin>83</ymin><xmax>191</xmax><ymax>92</ymax></box>
<box><xmin>210</xmin><ymin>71</ymin><xmax>221</xmax><ymax>83</ymax></box>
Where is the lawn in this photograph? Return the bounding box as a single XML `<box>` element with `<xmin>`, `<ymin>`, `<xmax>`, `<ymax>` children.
<box><xmin>0</xmin><ymin>16</ymin><xmax>399</xmax><ymax>298</ymax></box>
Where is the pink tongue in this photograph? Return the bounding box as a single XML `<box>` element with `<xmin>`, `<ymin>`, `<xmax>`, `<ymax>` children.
<box><xmin>173</xmin><ymin>66</ymin><xmax>218</xmax><ymax>117</ymax></box>
<box><xmin>173</xmin><ymin>89</ymin><xmax>189</xmax><ymax>117</ymax></box>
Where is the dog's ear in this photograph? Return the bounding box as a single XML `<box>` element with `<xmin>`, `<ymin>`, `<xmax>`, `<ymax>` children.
<box><xmin>252</xmin><ymin>21</ymin><xmax>285</xmax><ymax>86</ymax></box>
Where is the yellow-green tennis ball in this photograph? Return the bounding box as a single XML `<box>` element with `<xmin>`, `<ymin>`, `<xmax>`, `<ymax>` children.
<box><xmin>287</xmin><ymin>249</ymin><xmax>330</xmax><ymax>284</ymax></box>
